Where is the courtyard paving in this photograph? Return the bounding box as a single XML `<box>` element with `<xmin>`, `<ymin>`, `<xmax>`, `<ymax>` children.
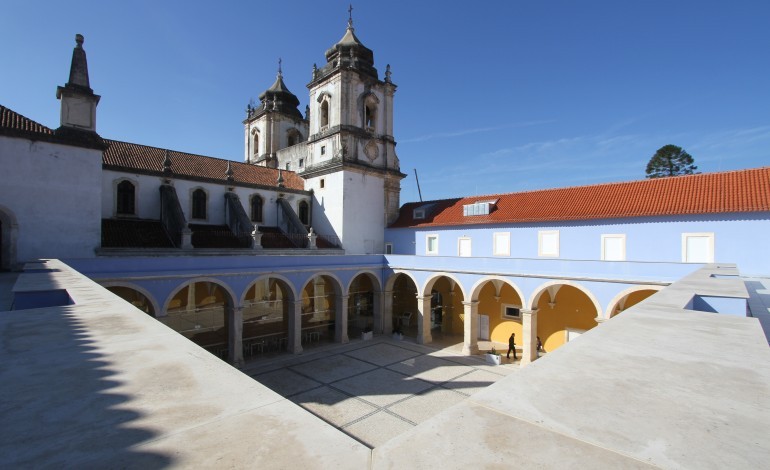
<box><xmin>243</xmin><ymin>337</ymin><xmax>519</xmax><ymax>448</ymax></box>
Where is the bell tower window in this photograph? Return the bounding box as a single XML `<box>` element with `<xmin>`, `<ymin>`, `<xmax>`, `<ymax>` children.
<box><xmin>287</xmin><ymin>129</ymin><xmax>300</xmax><ymax>147</ymax></box>
<box><xmin>365</xmin><ymin>104</ymin><xmax>375</xmax><ymax>131</ymax></box>
<box><xmin>363</xmin><ymin>94</ymin><xmax>379</xmax><ymax>133</ymax></box>
<box><xmin>252</xmin><ymin>132</ymin><xmax>259</xmax><ymax>156</ymax></box>
<box><xmin>320</xmin><ymin>100</ymin><xmax>329</xmax><ymax>129</ymax></box>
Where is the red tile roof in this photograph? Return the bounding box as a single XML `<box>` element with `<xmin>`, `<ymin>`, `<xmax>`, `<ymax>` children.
<box><xmin>103</xmin><ymin>139</ymin><xmax>305</xmax><ymax>191</ymax></box>
<box><xmin>390</xmin><ymin>167</ymin><xmax>770</xmax><ymax>228</ymax></box>
<box><xmin>0</xmin><ymin>104</ymin><xmax>53</xmax><ymax>135</ymax></box>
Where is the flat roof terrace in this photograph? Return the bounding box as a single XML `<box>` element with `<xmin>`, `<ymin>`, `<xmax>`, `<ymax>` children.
<box><xmin>1</xmin><ymin>260</ymin><xmax>769</xmax><ymax>468</ymax></box>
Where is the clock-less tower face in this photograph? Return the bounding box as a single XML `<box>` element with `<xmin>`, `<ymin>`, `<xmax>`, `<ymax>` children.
<box><xmin>364</xmin><ymin>140</ymin><xmax>379</xmax><ymax>162</ymax></box>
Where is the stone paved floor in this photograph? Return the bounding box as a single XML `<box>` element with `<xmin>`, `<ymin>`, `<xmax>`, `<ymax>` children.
<box><xmin>243</xmin><ymin>338</ymin><xmax>519</xmax><ymax>449</ymax></box>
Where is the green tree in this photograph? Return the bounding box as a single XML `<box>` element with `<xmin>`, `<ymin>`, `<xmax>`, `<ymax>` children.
<box><xmin>645</xmin><ymin>145</ymin><xmax>698</xmax><ymax>178</ymax></box>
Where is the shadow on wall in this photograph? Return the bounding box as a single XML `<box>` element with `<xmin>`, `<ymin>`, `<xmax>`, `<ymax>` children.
<box><xmin>745</xmin><ymin>280</ymin><xmax>770</xmax><ymax>343</ymax></box>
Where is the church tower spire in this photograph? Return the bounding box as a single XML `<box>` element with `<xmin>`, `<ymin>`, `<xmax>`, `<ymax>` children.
<box><xmin>56</xmin><ymin>34</ymin><xmax>101</xmax><ymax>143</ymax></box>
<box><xmin>243</xmin><ymin>58</ymin><xmax>308</xmax><ymax>166</ymax></box>
<box><xmin>302</xmin><ymin>6</ymin><xmax>405</xmax><ymax>254</ymax></box>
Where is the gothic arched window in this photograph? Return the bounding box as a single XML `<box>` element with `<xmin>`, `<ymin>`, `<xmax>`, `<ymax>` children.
<box><xmin>116</xmin><ymin>180</ymin><xmax>135</xmax><ymax>215</ymax></box>
<box><xmin>250</xmin><ymin>195</ymin><xmax>263</xmax><ymax>222</ymax></box>
<box><xmin>253</xmin><ymin>133</ymin><xmax>259</xmax><ymax>156</ymax></box>
<box><xmin>298</xmin><ymin>200</ymin><xmax>309</xmax><ymax>225</ymax></box>
<box><xmin>192</xmin><ymin>189</ymin><xmax>207</xmax><ymax>219</ymax></box>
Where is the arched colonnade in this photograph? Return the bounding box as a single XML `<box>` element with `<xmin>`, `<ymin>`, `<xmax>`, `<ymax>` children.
<box><xmin>104</xmin><ymin>269</ymin><xmax>661</xmax><ymax>367</ymax></box>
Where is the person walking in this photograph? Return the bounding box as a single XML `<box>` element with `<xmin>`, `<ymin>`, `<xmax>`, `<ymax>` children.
<box><xmin>507</xmin><ymin>332</ymin><xmax>517</xmax><ymax>360</ymax></box>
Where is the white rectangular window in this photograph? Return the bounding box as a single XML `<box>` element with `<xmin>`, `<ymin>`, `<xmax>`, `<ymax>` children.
<box><xmin>601</xmin><ymin>234</ymin><xmax>626</xmax><ymax>261</ymax></box>
<box><xmin>384</xmin><ymin>243</ymin><xmax>393</xmax><ymax>254</ymax></box>
<box><xmin>502</xmin><ymin>304</ymin><xmax>521</xmax><ymax>320</ymax></box>
<box><xmin>493</xmin><ymin>232</ymin><xmax>510</xmax><ymax>256</ymax></box>
<box><xmin>682</xmin><ymin>233</ymin><xmax>714</xmax><ymax>263</ymax></box>
<box><xmin>458</xmin><ymin>237</ymin><xmax>472</xmax><ymax>257</ymax></box>
<box><xmin>426</xmin><ymin>234</ymin><xmax>439</xmax><ymax>255</ymax></box>
<box><xmin>538</xmin><ymin>230</ymin><xmax>559</xmax><ymax>257</ymax></box>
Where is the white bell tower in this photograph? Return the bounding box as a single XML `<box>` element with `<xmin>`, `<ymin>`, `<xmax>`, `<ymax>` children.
<box><xmin>302</xmin><ymin>7</ymin><xmax>404</xmax><ymax>254</ymax></box>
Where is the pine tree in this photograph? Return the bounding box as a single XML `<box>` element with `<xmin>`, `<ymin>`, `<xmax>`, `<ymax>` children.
<box><xmin>645</xmin><ymin>145</ymin><xmax>698</xmax><ymax>178</ymax></box>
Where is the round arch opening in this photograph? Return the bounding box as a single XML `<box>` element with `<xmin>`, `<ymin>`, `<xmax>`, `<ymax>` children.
<box><xmin>348</xmin><ymin>273</ymin><xmax>377</xmax><ymax>338</ymax></box>
<box><xmin>533</xmin><ymin>284</ymin><xmax>599</xmax><ymax>354</ymax></box>
<box><xmin>610</xmin><ymin>288</ymin><xmax>659</xmax><ymax>317</ymax></box>
<box><xmin>164</xmin><ymin>281</ymin><xmax>233</xmax><ymax>359</ymax></box>
<box><xmin>475</xmin><ymin>280</ymin><xmax>525</xmax><ymax>346</ymax></box>
<box><xmin>301</xmin><ymin>274</ymin><xmax>340</xmax><ymax>346</ymax></box>
<box><xmin>105</xmin><ymin>286</ymin><xmax>156</xmax><ymax>317</ymax></box>
<box><xmin>390</xmin><ymin>273</ymin><xmax>418</xmax><ymax>338</ymax></box>
<box><xmin>242</xmin><ymin>277</ymin><xmax>292</xmax><ymax>356</ymax></box>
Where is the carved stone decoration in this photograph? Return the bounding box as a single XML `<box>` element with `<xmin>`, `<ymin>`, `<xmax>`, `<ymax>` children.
<box><xmin>364</xmin><ymin>140</ymin><xmax>379</xmax><ymax>162</ymax></box>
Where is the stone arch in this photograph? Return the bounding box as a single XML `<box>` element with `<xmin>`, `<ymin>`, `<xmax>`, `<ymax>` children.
<box><xmin>528</xmin><ymin>280</ymin><xmax>602</xmax><ymax>315</ymax></box>
<box><xmin>162</xmin><ymin>277</ymin><xmax>237</xmax><ymax>360</ymax></box>
<box><xmin>529</xmin><ymin>280</ymin><xmax>602</xmax><ymax>354</ymax></box>
<box><xmin>241</xmin><ymin>275</ymin><xmax>296</xmax><ymax>355</ymax></box>
<box><xmin>422</xmin><ymin>272</ymin><xmax>467</xmax><ymax>300</ymax></box>
<box><xmin>385</xmin><ymin>271</ymin><xmax>420</xmax><ymax>337</ymax></box>
<box><xmin>347</xmin><ymin>270</ymin><xmax>383</xmax><ymax>336</ymax></box>
<box><xmin>421</xmin><ymin>273</ymin><xmax>467</xmax><ymax>344</ymax></box>
<box><xmin>384</xmin><ymin>269</ymin><xmax>419</xmax><ymax>293</ymax></box>
<box><xmin>299</xmin><ymin>272</ymin><xmax>344</xmax><ymax>344</ymax></box>
<box><xmin>240</xmin><ymin>273</ymin><xmax>298</xmax><ymax>306</ymax></box>
<box><xmin>0</xmin><ymin>204</ymin><xmax>18</xmax><ymax>271</ymax></box>
<box><xmin>101</xmin><ymin>281</ymin><xmax>160</xmax><ymax>317</ymax></box>
<box><xmin>163</xmin><ymin>277</ymin><xmax>237</xmax><ymax>313</ymax></box>
<box><xmin>470</xmin><ymin>276</ymin><xmax>527</xmax><ymax>345</ymax></box>
<box><xmin>299</xmin><ymin>271</ymin><xmax>344</xmax><ymax>298</ymax></box>
<box><xmin>605</xmin><ymin>285</ymin><xmax>663</xmax><ymax>319</ymax></box>
<box><xmin>469</xmin><ymin>276</ymin><xmax>526</xmax><ymax>305</ymax></box>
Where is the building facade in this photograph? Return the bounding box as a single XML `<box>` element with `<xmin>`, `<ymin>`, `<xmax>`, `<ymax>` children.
<box><xmin>1</xmin><ymin>19</ymin><xmax>768</xmax><ymax>369</ymax></box>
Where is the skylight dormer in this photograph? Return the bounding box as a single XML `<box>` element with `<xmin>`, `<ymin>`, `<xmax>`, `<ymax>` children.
<box><xmin>413</xmin><ymin>203</ymin><xmax>436</xmax><ymax>220</ymax></box>
<box><xmin>463</xmin><ymin>199</ymin><xmax>497</xmax><ymax>216</ymax></box>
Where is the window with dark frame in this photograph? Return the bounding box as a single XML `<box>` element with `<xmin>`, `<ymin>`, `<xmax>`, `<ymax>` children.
<box><xmin>250</xmin><ymin>195</ymin><xmax>263</xmax><ymax>222</ymax></box>
<box><xmin>298</xmin><ymin>200</ymin><xmax>309</xmax><ymax>225</ymax></box>
<box><xmin>116</xmin><ymin>180</ymin><xmax>135</xmax><ymax>215</ymax></box>
<box><xmin>192</xmin><ymin>189</ymin><xmax>207</xmax><ymax>219</ymax></box>
<box><xmin>502</xmin><ymin>305</ymin><xmax>521</xmax><ymax>319</ymax></box>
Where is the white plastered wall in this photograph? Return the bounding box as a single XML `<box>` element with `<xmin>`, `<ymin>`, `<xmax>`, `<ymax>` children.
<box><xmin>0</xmin><ymin>136</ymin><xmax>101</xmax><ymax>262</ymax></box>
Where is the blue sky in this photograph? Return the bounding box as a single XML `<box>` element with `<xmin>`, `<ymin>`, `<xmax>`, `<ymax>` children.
<box><xmin>2</xmin><ymin>0</ymin><xmax>768</xmax><ymax>203</ymax></box>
